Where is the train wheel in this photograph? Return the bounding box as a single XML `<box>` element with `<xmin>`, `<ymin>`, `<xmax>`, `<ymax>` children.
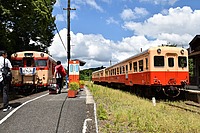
<box><xmin>162</xmin><ymin>86</ymin><xmax>180</xmax><ymax>98</ymax></box>
<box><xmin>21</xmin><ymin>86</ymin><xmax>35</xmax><ymax>95</ymax></box>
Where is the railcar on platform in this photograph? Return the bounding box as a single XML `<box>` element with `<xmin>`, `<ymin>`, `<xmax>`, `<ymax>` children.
<box><xmin>92</xmin><ymin>46</ymin><xmax>189</xmax><ymax>98</ymax></box>
<box><xmin>10</xmin><ymin>51</ymin><xmax>57</xmax><ymax>93</ymax></box>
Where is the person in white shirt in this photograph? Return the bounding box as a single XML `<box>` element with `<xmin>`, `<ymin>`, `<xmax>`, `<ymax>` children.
<box><xmin>0</xmin><ymin>50</ymin><xmax>12</xmax><ymax>112</ymax></box>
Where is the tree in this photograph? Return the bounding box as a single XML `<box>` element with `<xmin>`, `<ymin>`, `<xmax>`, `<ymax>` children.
<box><xmin>0</xmin><ymin>0</ymin><xmax>56</xmax><ymax>55</ymax></box>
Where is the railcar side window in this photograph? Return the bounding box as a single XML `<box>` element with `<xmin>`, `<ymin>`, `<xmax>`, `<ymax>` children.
<box><xmin>100</xmin><ymin>72</ymin><xmax>103</xmax><ymax>77</ymax></box>
<box><xmin>122</xmin><ymin>66</ymin><xmax>125</xmax><ymax>74</ymax></box>
<box><xmin>117</xmin><ymin>67</ymin><xmax>119</xmax><ymax>75</ymax></box>
<box><xmin>133</xmin><ymin>62</ymin><xmax>137</xmax><ymax>72</ymax></box>
<box><xmin>105</xmin><ymin>71</ymin><xmax>108</xmax><ymax>76</ymax></box>
<box><xmin>154</xmin><ymin>56</ymin><xmax>164</xmax><ymax>67</ymax></box>
<box><xmin>139</xmin><ymin>60</ymin><xmax>143</xmax><ymax>72</ymax></box>
<box><xmin>129</xmin><ymin>62</ymin><xmax>132</xmax><ymax>71</ymax></box>
<box><xmin>178</xmin><ymin>56</ymin><xmax>187</xmax><ymax>68</ymax></box>
<box><xmin>36</xmin><ymin>60</ymin><xmax>47</xmax><ymax>67</ymax></box>
<box><xmin>168</xmin><ymin>58</ymin><xmax>174</xmax><ymax>67</ymax></box>
<box><xmin>145</xmin><ymin>58</ymin><xmax>148</xmax><ymax>70</ymax></box>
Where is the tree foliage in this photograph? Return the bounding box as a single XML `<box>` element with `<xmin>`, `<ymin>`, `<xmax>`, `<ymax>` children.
<box><xmin>80</xmin><ymin>66</ymin><xmax>105</xmax><ymax>81</ymax></box>
<box><xmin>0</xmin><ymin>0</ymin><xmax>56</xmax><ymax>55</ymax></box>
<box><xmin>188</xmin><ymin>58</ymin><xmax>193</xmax><ymax>76</ymax></box>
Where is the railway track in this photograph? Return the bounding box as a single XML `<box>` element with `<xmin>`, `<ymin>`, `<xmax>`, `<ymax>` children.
<box><xmin>164</xmin><ymin>101</ymin><xmax>200</xmax><ymax>115</ymax></box>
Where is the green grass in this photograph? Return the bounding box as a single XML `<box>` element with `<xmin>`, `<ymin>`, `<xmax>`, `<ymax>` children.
<box><xmin>86</xmin><ymin>82</ymin><xmax>200</xmax><ymax>133</ymax></box>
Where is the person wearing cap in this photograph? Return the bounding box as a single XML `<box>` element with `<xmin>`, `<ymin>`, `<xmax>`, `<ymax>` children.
<box><xmin>0</xmin><ymin>50</ymin><xmax>12</xmax><ymax>112</ymax></box>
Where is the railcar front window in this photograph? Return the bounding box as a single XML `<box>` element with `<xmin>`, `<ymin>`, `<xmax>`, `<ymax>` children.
<box><xmin>154</xmin><ymin>56</ymin><xmax>164</xmax><ymax>67</ymax></box>
<box><xmin>168</xmin><ymin>58</ymin><xmax>174</xmax><ymax>67</ymax></box>
<box><xmin>36</xmin><ymin>60</ymin><xmax>47</xmax><ymax>67</ymax></box>
<box><xmin>12</xmin><ymin>60</ymin><xmax>23</xmax><ymax>67</ymax></box>
<box><xmin>178</xmin><ymin>56</ymin><xmax>187</xmax><ymax>68</ymax></box>
<box><xmin>26</xmin><ymin>60</ymin><xmax>32</xmax><ymax>67</ymax></box>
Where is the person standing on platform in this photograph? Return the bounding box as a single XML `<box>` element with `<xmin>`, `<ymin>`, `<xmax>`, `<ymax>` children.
<box><xmin>65</xmin><ymin>75</ymin><xmax>69</xmax><ymax>88</ymax></box>
<box><xmin>0</xmin><ymin>50</ymin><xmax>12</xmax><ymax>112</ymax></box>
<box><xmin>53</xmin><ymin>61</ymin><xmax>66</xmax><ymax>94</ymax></box>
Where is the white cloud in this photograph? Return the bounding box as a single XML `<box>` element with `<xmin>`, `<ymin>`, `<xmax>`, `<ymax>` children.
<box><xmin>120</xmin><ymin>7</ymin><xmax>149</xmax><ymax>21</ymax></box>
<box><xmin>54</xmin><ymin>0</ymin><xmax>61</xmax><ymax>7</ymax></box>
<box><xmin>74</xmin><ymin>0</ymin><xmax>104</xmax><ymax>12</ymax></box>
<box><xmin>49</xmin><ymin>29</ymin><xmax>167</xmax><ymax>69</ymax></box>
<box><xmin>50</xmin><ymin>6</ymin><xmax>199</xmax><ymax>69</ymax></box>
<box><xmin>123</xmin><ymin>6</ymin><xmax>200</xmax><ymax>46</ymax></box>
<box><xmin>134</xmin><ymin>7</ymin><xmax>149</xmax><ymax>16</ymax></box>
<box><xmin>86</xmin><ymin>0</ymin><xmax>104</xmax><ymax>12</ymax></box>
<box><xmin>139</xmin><ymin>0</ymin><xmax>179</xmax><ymax>5</ymax></box>
<box><xmin>55</xmin><ymin>14</ymin><xmax>65</xmax><ymax>22</ymax></box>
<box><xmin>49</xmin><ymin>29</ymin><xmax>115</xmax><ymax>69</ymax></box>
<box><xmin>101</xmin><ymin>0</ymin><xmax>112</xmax><ymax>4</ymax></box>
<box><xmin>106</xmin><ymin>17</ymin><xmax>119</xmax><ymax>25</ymax></box>
<box><xmin>121</xmin><ymin>9</ymin><xmax>135</xmax><ymax>20</ymax></box>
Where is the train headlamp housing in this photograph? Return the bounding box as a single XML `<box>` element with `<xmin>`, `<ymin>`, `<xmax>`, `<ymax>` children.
<box><xmin>180</xmin><ymin>49</ymin><xmax>184</xmax><ymax>55</ymax></box>
<box><xmin>14</xmin><ymin>53</ymin><xmax>18</xmax><ymax>57</ymax></box>
<box><xmin>40</xmin><ymin>53</ymin><xmax>44</xmax><ymax>57</ymax></box>
<box><xmin>157</xmin><ymin>48</ymin><xmax>161</xmax><ymax>54</ymax></box>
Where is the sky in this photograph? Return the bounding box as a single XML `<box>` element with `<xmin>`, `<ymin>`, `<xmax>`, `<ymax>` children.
<box><xmin>49</xmin><ymin>0</ymin><xmax>200</xmax><ymax>70</ymax></box>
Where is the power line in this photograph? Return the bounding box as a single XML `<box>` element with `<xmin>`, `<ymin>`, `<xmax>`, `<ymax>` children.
<box><xmin>42</xmin><ymin>0</ymin><xmax>66</xmax><ymax>51</ymax></box>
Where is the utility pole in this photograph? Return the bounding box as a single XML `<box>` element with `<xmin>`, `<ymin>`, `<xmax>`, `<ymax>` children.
<box><xmin>63</xmin><ymin>0</ymin><xmax>76</xmax><ymax>74</ymax></box>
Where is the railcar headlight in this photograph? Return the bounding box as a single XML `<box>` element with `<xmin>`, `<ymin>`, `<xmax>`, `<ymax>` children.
<box><xmin>40</xmin><ymin>53</ymin><xmax>44</xmax><ymax>57</ymax></box>
<box><xmin>157</xmin><ymin>48</ymin><xmax>161</xmax><ymax>54</ymax></box>
<box><xmin>14</xmin><ymin>53</ymin><xmax>18</xmax><ymax>57</ymax></box>
<box><xmin>180</xmin><ymin>49</ymin><xmax>184</xmax><ymax>54</ymax></box>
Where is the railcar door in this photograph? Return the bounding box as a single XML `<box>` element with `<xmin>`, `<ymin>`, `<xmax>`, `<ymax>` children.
<box><xmin>166</xmin><ymin>54</ymin><xmax>178</xmax><ymax>84</ymax></box>
<box><xmin>20</xmin><ymin>57</ymin><xmax>36</xmax><ymax>84</ymax></box>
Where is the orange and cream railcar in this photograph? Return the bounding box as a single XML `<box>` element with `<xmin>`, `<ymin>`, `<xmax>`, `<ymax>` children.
<box><xmin>92</xmin><ymin>46</ymin><xmax>189</xmax><ymax>98</ymax></box>
<box><xmin>11</xmin><ymin>51</ymin><xmax>57</xmax><ymax>93</ymax></box>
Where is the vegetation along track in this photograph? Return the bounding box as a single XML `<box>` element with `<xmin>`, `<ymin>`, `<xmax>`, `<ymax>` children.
<box><xmin>164</xmin><ymin>101</ymin><xmax>200</xmax><ymax>115</ymax></box>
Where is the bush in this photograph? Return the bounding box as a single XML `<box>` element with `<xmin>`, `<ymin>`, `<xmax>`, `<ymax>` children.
<box><xmin>79</xmin><ymin>80</ymin><xmax>85</xmax><ymax>85</ymax></box>
<box><xmin>69</xmin><ymin>82</ymin><xmax>79</xmax><ymax>90</ymax></box>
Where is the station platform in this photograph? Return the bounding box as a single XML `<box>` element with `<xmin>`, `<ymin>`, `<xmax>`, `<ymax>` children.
<box><xmin>0</xmin><ymin>87</ymin><xmax>97</xmax><ymax>133</ymax></box>
<box><xmin>185</xmin><ymin>85</ymin><xmax>200</xmax><ymax>104</ymax></box>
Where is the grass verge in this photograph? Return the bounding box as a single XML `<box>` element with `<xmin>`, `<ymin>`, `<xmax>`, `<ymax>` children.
<box><xmin>86</xmin><ymin>82</ymin><xmax>200</xmax><ymax>133</ymax></box>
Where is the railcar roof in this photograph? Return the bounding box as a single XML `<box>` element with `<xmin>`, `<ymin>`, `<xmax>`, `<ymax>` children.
<box><xmin>11</xmin><ymin>51</ymin><xmax>56</xmax><ymax>61</ymax></box>
<box><xmin>106</xmin><ymin>46</ymin><xmax>187</xmax><ymax>69</ymax></box>
<box><xmin>92</xmin><ymin>68</ymin><xmax>105</xmax><ymax>74</ymax></box>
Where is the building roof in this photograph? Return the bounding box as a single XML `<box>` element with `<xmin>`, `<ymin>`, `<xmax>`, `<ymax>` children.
<box><xmin>72</xmin><ymin>59</ymin><xmax>86</xmax><ymax>66</ymax></box>
<box><xmin>189</xmin><ymin>35</ymin><xmax>200</xmax><ymax>51</ymax></box>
